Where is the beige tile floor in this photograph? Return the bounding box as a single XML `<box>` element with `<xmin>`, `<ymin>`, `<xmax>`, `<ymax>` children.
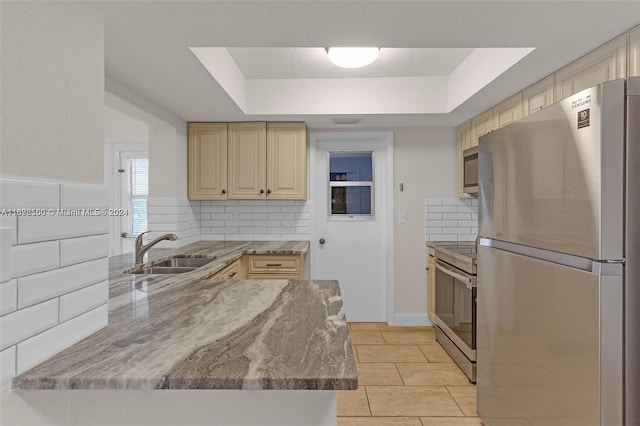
<box><xmin>339</xmin><ymin>323</ymin><xmax>483</xmax><ymax>426</ymax></box>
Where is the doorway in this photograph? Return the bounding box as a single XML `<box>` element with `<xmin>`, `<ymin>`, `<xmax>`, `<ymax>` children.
<box><xmin>310</xmin><ymin>132</ymin><xmax>394</xmax><ymax>322</ymax></box>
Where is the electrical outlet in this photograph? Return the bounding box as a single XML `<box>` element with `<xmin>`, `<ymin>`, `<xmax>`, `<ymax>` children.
<box><xmin>230</xmin><ymin>211</ymin><xmax>239</xmax><ymax>222</ymax></box>
<box><xmin>398</xmin><ymin>210</ymin><xmax>407</xmax><ymax>223</ymax></box>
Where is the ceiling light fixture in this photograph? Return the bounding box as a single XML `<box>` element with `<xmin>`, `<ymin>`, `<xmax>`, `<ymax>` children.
<box><xmin>326</xmin><ymin>47</ymin><xmax>380</xmax><ymax>69</ymax></box>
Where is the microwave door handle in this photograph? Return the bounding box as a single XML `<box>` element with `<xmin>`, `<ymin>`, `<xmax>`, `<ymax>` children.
<box><xmin>435</xmin><ymin>259</ymin><xmax>474</xmax><ymax>287</ymax></box>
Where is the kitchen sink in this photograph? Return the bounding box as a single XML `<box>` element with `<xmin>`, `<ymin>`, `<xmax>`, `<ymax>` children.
<box><xmin>152</xmin><ymin>257</ymin><xmax>215</xmax><ymax>268</ymax></box>
<box><xmin>124</xmin><ymin>255</ymin><xmax>217</xmax><ymax>275</ymax></box>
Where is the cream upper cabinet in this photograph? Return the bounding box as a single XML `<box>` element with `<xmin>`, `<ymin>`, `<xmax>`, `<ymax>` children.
<box><xmin>492</xmin><ymin>93</ymin><xmax>523</xmax><ymax>130</ymax></box>
<box><xmin>457</xmin><ymin>121</ymin><xmax>472</xmax><ymax>198</ymax></box>
<box><xmin>470</xmin><ymin>109</ymin><xmax>493</xmax><ymax>147</ymax></box>
<box><xmin>522</xmin><ymin>75</ymin><xmax>555</xmax><ymax>117</ymax></box>
<box><xmin>554</xmin><ymin>34</ymin><xmax>627</xmax><ymax>102</ymax></box>
<box><xmin>266</xmin><ymin>123</ymin><xmax>307</xmax><ymax>200</ymax></box>
<box><xmin>187</xmin><ymin>122</ymin><xmax>228</xmax><ymax>200</ymax></box>
<box><xmin>228</xmin><ymin>122</ymin><xmax>267</xmax><ymax>200</ymax></box>
<box><xmin>629</xmin><ymin>26</ymin><xmax>640</xmax><ymax>77</ymax></box>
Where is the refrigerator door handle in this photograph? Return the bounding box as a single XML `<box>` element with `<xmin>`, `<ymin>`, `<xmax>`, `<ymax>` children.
<box><xmin>435</xmin><ymin>259</ymin><xmax>476</xmax><ymax>288</ymax></box>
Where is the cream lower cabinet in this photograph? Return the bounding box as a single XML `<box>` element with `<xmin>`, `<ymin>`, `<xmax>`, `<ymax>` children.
<box><xmin>208</xmin><ymin>258</ymin><xmax>245</xmax><ymax>280</ymax></box>
<box><xmin>246</xmin><ymin>254</ymin><xmax>305</xmax><ymax>280</ymax></box>
<box><xmin>187</xmin><ymin>123</ymin><xmax>228</xmax><ymax>200</ymax></box>
<box><xmin>554</xmin><ymin>34</ymin><xmax>627</xmax><ymax>102</ymax></box>
<box><xmin>428</xmin><ymin>247</ymin><xmax>436</xmax><ymax>323</ymax></box>
<box><xmin>227</xmin><ymin>122</ymin><xmax>307</xmax><ymax>200</ymax></box>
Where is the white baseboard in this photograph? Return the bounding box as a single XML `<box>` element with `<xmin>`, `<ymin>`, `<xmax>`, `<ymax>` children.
<box><xmin>392</xmin><ymin>313</ymin><xmax>434</xmax><ymax>327</ymax></box>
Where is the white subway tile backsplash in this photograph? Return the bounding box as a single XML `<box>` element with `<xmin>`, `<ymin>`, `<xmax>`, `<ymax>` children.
<box><xmin>0</xmin><ymin>299</ymin><xmax>58</xmax><ymax>350</ymax></box>
<box><xmin>239</xmin><ymin>213</ymin><xmax>267</xmax><ymax>220</ymax></box>
<box><xmin>59</xmin><ymin>234</ymin><xmax>109</xmax><ymax>267</ymax></box>
<box><xmin>0</xmin><ymin>177</ymin><xmax>110</xmax><ymax>381</ymax></box>
<box><xmin>0</xmin><ymin>280</ymin><xmax>17</xmax><ymax>316</ymax></box>
<box><xmin>458</xmin><ymin>220</ymin><xmax>478</xmax><ymax>228</ymax></box>
<box><xmin>425</xmin><ymin>198</ymin><xmax>478</xmax><ymax>243</ymax></box>
<box><xmin>16</xmin><ymin>304</ymin><xmax>107</xmax><ymax>375</ymax></box>
<box><xmin>424</xmin><ymin>213</ymin><xmax>443</xmax><ymax>220</ymax></box>
<box><xmin>0</xmin><ymin>179</ymin><xmax>59</xmax><ymax>209</ymax></box>
<box><xmin>10</xmin><ymin>241</ymin><xmax>59</xmax><ymax>278</ymax></box>
<box><xmin>444</xmin><ymin>228</ymin><xmax>470</xmax><ymax>234</ymax></box>
<box><xmin>59</xmin><ymin>281</ymin><xmax>108</xmax><ymax>322</ymax></box>
<box><xmin>0</xmin><ymin>228</ymin><xmax>11</xmax><ymax>282</ymax></box>
<box><xmin>200</xmin><ymin>206</ymin><xmax>225</xmax><ymax>213</ymax></box>
<box><xmin>17</xmin><ymin>258</ymin><xmax>108</xmax><ymax>309</ymax></box>
<box><xmin>427</xmin><ymin>206</ymin><xmax>459</xmax><ymax>213</ymax></box>
<box><xmin>60</xmin><ymin>184</ymin><xmax>109</xmax><ymax>209</ymax></box>
<box><xmin>18</xmin><ymin>215</ymin><xmax>108</xmax><ymax>244</ymax></box>
<box><xmin>0</xmin><ymin>216</ymin><xmax>18</xmax><ymax>246</ymax></box>
<box><xmin>199</xmin><ymin>200</ymin><xmax>311</xmax><ymax>241</ymax></box>
<box><xmin>428</xmin><ymin>220</ymin><xmax>458</xmax><ymax>227</ymax></box>
<box><xmin>0</xmin><ymin>346</ymin><xmax>16</xmax><ymax>383</ymax></box>
<box><xmin>443</xmin><ymin>213</ymin><xmax>472</xmax><ymax>220</ymax></box>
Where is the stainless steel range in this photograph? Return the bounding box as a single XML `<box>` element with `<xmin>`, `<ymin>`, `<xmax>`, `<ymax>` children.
<box><xmin>432</xmin><ymin>242</ymin><xmax>477</xmax><ymax>382</ymax></box>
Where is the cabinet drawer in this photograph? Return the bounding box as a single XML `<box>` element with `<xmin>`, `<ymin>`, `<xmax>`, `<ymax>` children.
<box><xmin>247</xmin><ymin>255</ymin><xmax>302</xmax><ymax>274</ymax></box>
<box><xmin>248</xmin><ymin>273</ymin><xmax>301</xmax><ymax>280</ymax></box>
<box><xmin>209</xmin><ymin>259</ymin><xmax>242</xmax><ymax>280</ymax></box>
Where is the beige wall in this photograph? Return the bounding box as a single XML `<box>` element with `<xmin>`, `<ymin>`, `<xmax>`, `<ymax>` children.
<box><xmin>393</xmin><ymin>127</ymin><xmax>457</xmax><ymax>320</ymax></box>
<box><xmin>104</xmin><ymin>107</ymin><xmax>149</xmax><ymax>144</ymax></box>
<box><xmin>0</xmin><ymin>2</ymin><xmax>104</xmax><ymax>184</ymax></box>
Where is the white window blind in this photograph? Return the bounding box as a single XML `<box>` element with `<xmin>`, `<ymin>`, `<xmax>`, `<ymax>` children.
<box><xmin>128</xmin><ymin>158</ymin><xmax>148</xmax><ymax>234</ymax></box>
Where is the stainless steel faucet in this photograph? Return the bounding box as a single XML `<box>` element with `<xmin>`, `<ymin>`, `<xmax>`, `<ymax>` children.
<box><xmin>134</xmin><ymin>231</ymin><xmax>178</xmax><ymax>265</ymax></box>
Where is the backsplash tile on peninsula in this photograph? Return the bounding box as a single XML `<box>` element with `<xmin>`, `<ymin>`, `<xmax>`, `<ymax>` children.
<box><xmin>199</xmin><ymin>200</ymin><xmax>311</xmax><ymax>242</ymax></box>
<box><xmin>0</xmin><ymin>177</ymin><xmax>109</xmax><ymax>383</ymax></box>
<box><xmin>425</xmin><ymin>198</ymin><xmax>478</xmax><ymax>242</ymax></box>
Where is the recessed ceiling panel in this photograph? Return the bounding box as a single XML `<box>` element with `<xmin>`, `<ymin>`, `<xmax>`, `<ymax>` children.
<box><xmin>226</xmin><ymin>47</ymin><xmax>475</xmax><ymax>79</ymax></box>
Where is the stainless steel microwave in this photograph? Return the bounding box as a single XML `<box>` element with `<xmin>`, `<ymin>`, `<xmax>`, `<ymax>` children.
<box><xmin>462</xmin><ymin>146</ymin><xmax>478</xmax><ymax>196</ymax></box>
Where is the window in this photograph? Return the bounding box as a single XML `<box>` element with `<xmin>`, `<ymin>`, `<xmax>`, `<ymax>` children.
<box><xmin>126</xmin><ymin>157</ymin><xmax>148</xmax><ymax>234</ymax></box>
<box><xmin>329</xmin><ymin>152</ymin><xmax>373</xmax><ymax>217</ymax></box>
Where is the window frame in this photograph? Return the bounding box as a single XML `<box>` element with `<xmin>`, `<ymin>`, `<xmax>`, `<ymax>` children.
<box><xmin>326</xmin><ymin>150</ymin><xmax>375</xmax><ymax>221</ymax></box>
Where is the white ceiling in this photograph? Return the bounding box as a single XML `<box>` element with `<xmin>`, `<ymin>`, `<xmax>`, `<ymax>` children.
<box><xmin>99</xmin><ymin>1</ymin><xmax>640</xmax><ymax>128</ymax></box>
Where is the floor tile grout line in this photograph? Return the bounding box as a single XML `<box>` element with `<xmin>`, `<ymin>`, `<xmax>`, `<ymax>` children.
<box><xmin>444</xmin><ymin>384</ymin><xmax>467</xmax><ymax>417</ymax></box>
<box><xmin>363</xmin><ymin>385</ymin><xmax>373</xmax><ymax>417</ymax></box>
<box><xmin>394</xmin><ymin>361</ymin><xmax>407</xmax><ymax>386</ymax></box>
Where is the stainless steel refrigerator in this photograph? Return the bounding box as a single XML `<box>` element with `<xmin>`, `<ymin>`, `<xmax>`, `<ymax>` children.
<box><xmin>477</xmin><ymin>77</ymin><xmax>639</xmax><ymax>426</ymax></box>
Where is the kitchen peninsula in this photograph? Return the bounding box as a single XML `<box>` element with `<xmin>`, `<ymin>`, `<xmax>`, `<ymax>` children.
<box><xmin>3</xmin><ymin>241</ymin><xmax>357</xmax><ymax>426</ymax></box>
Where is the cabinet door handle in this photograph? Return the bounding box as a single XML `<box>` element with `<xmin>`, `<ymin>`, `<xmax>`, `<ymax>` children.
<box><xmin>266</xmin><ymin>263</ymin><xmax>282</xmax><ymax>267</ymax></box>
<box><xmin>267</xmin><ymin>189</ymin><xmax>272</xmax><ymax>194</ymax></box>
<box><xmin>228</xmin><ymin>271</ymin><xmax>237</xmax><ymax>278</ymax></box>
<box><xmin>221</xmin><ymin>189</ymin><xmax>226</xmax><ymax>194</ymax></box>
<box><xmin>259</xmin><ymin>189</ymin><xmax>265</xmax><ymax>194</ymax></box>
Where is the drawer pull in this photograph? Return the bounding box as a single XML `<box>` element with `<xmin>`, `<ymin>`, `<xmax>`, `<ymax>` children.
<box><xmin>266</xmin><ymin>263</ymin><xmax>283</xmax><ymax>267</ymax></box>
<box><xmin>228</xmin><ymin>272</ymin><xmax>237</xmax><ymax>278</ymax></box>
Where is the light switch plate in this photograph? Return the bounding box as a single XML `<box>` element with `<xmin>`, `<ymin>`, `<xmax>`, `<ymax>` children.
<box><xmin>398</xmin><ymin>210</ymin><xmax>407</xmax><ymax>223</ymax></box>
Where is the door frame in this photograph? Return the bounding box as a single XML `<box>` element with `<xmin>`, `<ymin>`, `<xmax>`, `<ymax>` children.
<box><xmin>105</xmin><ymin>142</ymin><xmax>148</xmax><ymax>255</ymax></box>
<box><xmin>309</xmin><ymin>131</ymin><xmax>395</xmax><ymax>325</ymax></box>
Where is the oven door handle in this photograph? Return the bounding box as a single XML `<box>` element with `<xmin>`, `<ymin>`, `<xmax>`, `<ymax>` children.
<box><xmin>435</xmin><ymin>259</ymin><xmax>476</xmax><ymax>288</ymax></box>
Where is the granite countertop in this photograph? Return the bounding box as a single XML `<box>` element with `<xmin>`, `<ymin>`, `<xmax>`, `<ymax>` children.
<box><xmin>13</xmin><ymin>241</ymin><xmax>358</xmax><ymax>391</ymax></box>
